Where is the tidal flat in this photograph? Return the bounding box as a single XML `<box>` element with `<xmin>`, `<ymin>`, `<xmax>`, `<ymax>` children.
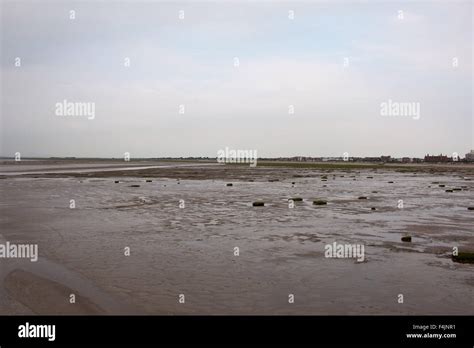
<box><xmin>0</xmin><ymin>160</ymin><xmax>473</xmax><ymax>314</ymax></box>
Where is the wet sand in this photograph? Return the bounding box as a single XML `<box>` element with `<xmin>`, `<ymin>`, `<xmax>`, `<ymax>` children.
<box><xmin>4</xmin><ymin>270</ymin><xmax>106</xmax><ymax>314</ymax></box>
<box><xmin>0</xmin><ymin>160</ymin><xmax>473</xmax><ymax>314</ymax></box>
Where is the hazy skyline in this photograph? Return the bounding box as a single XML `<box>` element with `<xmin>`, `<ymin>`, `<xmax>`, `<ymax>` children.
<box><xmin>1</xmin><ymin>0</ymin><xmax>473</xmax><ymax>158</ymax></box>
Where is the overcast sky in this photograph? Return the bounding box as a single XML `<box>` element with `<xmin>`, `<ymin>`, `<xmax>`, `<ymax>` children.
<box><xmin>1</xmin><ymin>0</ymin><xmax>472</xmax><ymax>158</ymax></box>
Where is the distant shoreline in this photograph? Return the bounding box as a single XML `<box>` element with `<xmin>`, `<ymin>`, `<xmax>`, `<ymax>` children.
<box><xmin>1</xmin><ymin>158</ymin><xmax>474</xmax><ymax>171</ymax></box>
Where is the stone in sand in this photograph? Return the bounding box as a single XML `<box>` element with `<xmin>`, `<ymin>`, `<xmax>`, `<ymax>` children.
<box><xmin>401</xmin><ymin>236</ymin><xmax>412</xmax><ymax>242</ymax></box>
<box><xmin>226</xmin><ymin>183</ymin><xmax>233</xmax><ymax>187</ymax></box>
<box><xmin>146</xmin><ymin>180</ymin><xmax>152</xmax><ymax>182</ymax></box>
<box><xmin>313</xmin><ymin>200</ymin><xmax>327</xmax><ymax>205</ymax></box>
<box><xmin>289</xmin><ymin>197</ymin><xmax>303</xmax><ymax>202</ymax></box>
<box><xmin>452</xmin><ymin>252</ymin><xmax>474</xmax><ymax>264</ymax></box>
<box><xmin>130</xmin><ymin>185</ymin><xmax>140</xmax><ymax>188</ymax></box>
<box><xmin>114</xmin><ymin>180</ymin><xmax>119</xmax><ymax>183</ymax></box>
<box><xmin>358</xmin><ymin>196</ymin><xmax>367</xmax><ymax>200</ymax></box>
<box><xmin>252</xmin><ymin>201</ymin><xmax>265</xmax><ymax>207</ymax></box>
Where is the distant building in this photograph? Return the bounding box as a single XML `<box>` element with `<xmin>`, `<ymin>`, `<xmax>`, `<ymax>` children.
<box><xmin>424</xmin><ymin>154</ymin><xmax>450</xmax><ymax>163</ymax></box>
<box><xmin>380</xmin><ymin>156</ymin><xmax>391</xmax><ymax>162</ymax></box>
<box><xmin>402</xmin><ymin>157</ymin><xmax>411</xmax><ymax>163</ymax></box>
<box><xmin>361</xmin><ymin>157</ymin><xmax>381</xmax><ymax>162</ymax></box>
<box><xmin>465</xmin><ymin>150</ymin><xmax>474</xmax><ymax>162</ymax></box>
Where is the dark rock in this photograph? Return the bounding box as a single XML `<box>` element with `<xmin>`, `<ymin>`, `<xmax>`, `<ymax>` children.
<box><xmin>452</xmin><ymin>252</ymin><xmax>474</xmax><ymax>264</ymax></box>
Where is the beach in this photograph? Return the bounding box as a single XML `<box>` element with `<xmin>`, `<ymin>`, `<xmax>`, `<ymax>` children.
<box><xmin>0</xmin><ymin>160</ymin><xmax>473</xmax><ymax>314</ymax></box>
